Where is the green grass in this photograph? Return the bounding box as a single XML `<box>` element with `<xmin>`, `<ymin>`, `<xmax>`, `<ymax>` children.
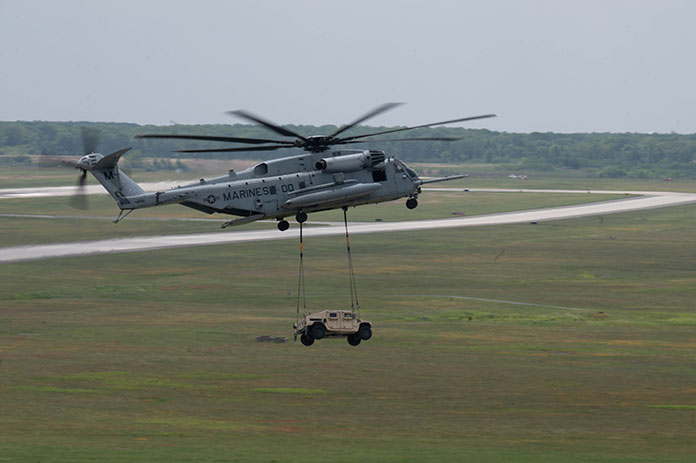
<box><xmin>253</xmin><ymin>387</ymin><xmax>329</xmax><ymax>395</ymax></box>
<box><xmin>649</xmin><ymin>405</ymin><xmax>696</xmax><ymax>411</ymax></box>
<box><xmin>1</xmin><ymin>178</ymin><xmax>696</xmax><ymax>461</ymax></box>
<box><xmin>0</xmin><ymin>167</ymin><xmax>82</xmax><ymax>188</ymax></box>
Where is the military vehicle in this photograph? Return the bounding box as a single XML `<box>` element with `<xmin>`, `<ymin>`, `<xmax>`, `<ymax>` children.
<box><xmin>68</xmin><ymin>103</ymin><xmax>495</xmax><ymax>229</ymax></box>
<box><xmin>294</xmin><ymin>310</ymin><xmax>372</xmax><ymax>347</ymax></box>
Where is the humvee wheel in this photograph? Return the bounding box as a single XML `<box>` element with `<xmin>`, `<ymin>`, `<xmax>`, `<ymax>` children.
<box><xmin>311</xmin><ymin>324</ymin><xmax>326</xmax><ymax>340</ymax></box>
<box><xmin>347</xmin><ymin>334</ymin><xmax>361</xmax><ymax>346</ymax></box>
<box><xmin>358</xmin><ymin>324</ymin><xmax>372</xmax><ymax>341</ymax></box>
<box><xmin>300</xmin><ymin>333</ymin><xmax>314</xmax><ymax>346</ymax></box>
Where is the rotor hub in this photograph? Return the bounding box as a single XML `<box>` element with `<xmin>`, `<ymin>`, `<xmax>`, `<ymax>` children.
<box><xmin>76</xmin><ymin>153</ymin><xmax>102</xmax><ymax>170</ymax></box>
<box><xmin>305</xmin><ymin>136</ymin><xmax>333</xmax><ymax>152</ymax></box>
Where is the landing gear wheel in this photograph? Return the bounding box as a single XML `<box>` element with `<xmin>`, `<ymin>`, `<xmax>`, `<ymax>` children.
<box><xmin>347</xmin><ymin>334</ymin><xmax>361</xmax><ymax>346</ymax></box>
<box><xmin>277</xmin><ymin>219</ymin><xmax>290</xmax><ymax>231</ymax></box>
<box><xmin>358</xmin><ymin>324</ymin><xmax>372</xmax><ymax>341</ymax></box>
<box><xmin>296</xmin><ymin>210</ymin><xmax>308</xmax><ymax>223</ymax></box>
<box><xmin>311</xmin><ymin>324</ymin><xmax>326</xmax><ymax>340</ymax></box>
<box><xmin>300</xmin><ymin>333</ymin><xmax>314</xmax><ymax>346</ymax></box>
<box><xmin>406</xmin><ymin>198</ymin><xmax>418</xmax><ymax>209</ymax></box>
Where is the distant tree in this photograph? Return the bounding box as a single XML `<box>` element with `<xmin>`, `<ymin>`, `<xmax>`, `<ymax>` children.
<box><xmin>4</xmin><ymin>120</ymin><xmax>696</xmax><ymax>178</ymax></box>
<box><xmin>598</xmin><ymin>166</ymin><xmax>627</xmax><ymax>178</ymax></box>
<box><xmin>2</xmin><ymin>124</ymin><xmax>29</xmax><ymax>146</ymax></box>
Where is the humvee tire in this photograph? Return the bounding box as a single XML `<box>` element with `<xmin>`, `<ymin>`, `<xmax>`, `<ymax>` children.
<box><xmin>311</xmin><ymin>324</ymin><xmax>326</xmax><ymax>340</ymax></box>
<box><xmin>347</xmin><ymin>334</ymin><xmax>361</xmax><ymax>346</ymax></box>
<box><xmin>300</xmin><ymin>333</ymin><xmax>314</xmax><ymax>346</ymax></box>
<box><xmin>358</xmin><ymin>324</ymin><xmax>372</xmax><ymax>340</ymax></box>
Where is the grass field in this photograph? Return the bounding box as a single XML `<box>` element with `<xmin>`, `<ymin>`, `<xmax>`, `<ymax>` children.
<box><xmin>2</xmin><ymin>174</ymin><xmax>696</xmax><ymax>462</ymax></box>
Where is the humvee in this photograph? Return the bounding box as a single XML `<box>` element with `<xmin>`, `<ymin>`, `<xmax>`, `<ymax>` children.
<box><xmin>294</xmin><ymin>310</ymin><xmax>372</xmax><ymax>347</ymax></box>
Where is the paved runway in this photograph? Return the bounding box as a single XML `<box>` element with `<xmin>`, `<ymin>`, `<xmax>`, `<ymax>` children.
<box><xmin>2</xmin><ymin>186</ymin><xmax>696</xmax><ymax>263</ymax></box>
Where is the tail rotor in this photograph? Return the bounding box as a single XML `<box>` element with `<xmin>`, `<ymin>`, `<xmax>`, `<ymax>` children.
<box><xmin>69</xmin><ymin>168</ymin><xmax>89</xmax><ymax>209</ymax></box>
<box><xmin>67</xmin><ymin>127</ymin><xmax>102</xmax><ymax>209</ymax></box>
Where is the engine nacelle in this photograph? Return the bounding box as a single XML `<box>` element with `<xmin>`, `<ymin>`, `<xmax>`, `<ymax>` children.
<box><xmin>315</xmin><ymin>153</ymin><xmax>369</xmax><ymax>173</ymax></box>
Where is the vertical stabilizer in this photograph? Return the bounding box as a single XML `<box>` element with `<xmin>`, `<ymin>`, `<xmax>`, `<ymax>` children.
<box><xmin>78</xmin><ymin>148</ymin><xmax>144</xmax><ymax>208</ymax></box>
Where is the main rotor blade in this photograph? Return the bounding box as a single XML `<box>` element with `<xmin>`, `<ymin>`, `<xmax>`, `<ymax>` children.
<box><xmin>136</xmin><ymin>133</ymin><xmax>295</xmax><ymax>145</ymax></box>
<box><xmin>328</xmin><ymin>102</ymin><xmax>404</xmax><ymax>139</ymax></box>
<box><xmin>227</xmin><ymin>110</ymin><xmax>308</xmax><ymax>141</ymax></box>
<box><xmin>81</xmin><ymin>127</ymin><xmax>101</xmax><ymax>154</ymax></box>
<box><xmin>176</xmin><ymin>144</ymin><xmax>296</xmax><ymax>153</ymax></box>
<box><xmin>335</xmin><ymin>136</ymin><xmax>465</xmax><ymax>144</ymax></box>
<box><xmin>336</xmin><ymin>114</ymin><xmax>497</xmax><ymax>143</ymax></box>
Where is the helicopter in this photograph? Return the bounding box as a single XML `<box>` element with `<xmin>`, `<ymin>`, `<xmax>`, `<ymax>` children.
<box><xmin>74</xmin><ymin>103</ymin><xmax>495</xmax><ymax>231</ymax></box>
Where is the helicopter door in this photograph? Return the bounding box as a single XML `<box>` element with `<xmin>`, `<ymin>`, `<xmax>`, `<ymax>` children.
<box><xmin>259</xmin><ymin>182</ymin><xmax>279</xmax><ymax>213</ymax></box>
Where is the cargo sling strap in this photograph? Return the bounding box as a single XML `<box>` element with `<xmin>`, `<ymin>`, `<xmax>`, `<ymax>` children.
<box><xmin>343</xmin><ymin>207</ymin><xmax>360</xmax><ymax>317</ymax></box>
<box><xmin>294</xmin><ymin>209</ymin><xmax>360</xmax><ymax>342</ymax></box>
<box><xmin>295</xmin><ymin>222</ymin><xmax>307</xmax><ymax>340</ymax></box>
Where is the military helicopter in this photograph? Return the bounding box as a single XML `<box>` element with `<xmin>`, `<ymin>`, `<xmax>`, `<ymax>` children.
<box><xmin>74</xmin><ymin>103</ymin><xmax>495</xmax><ymax>231</ymax></box>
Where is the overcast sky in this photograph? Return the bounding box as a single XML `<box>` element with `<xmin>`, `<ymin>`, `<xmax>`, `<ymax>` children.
<box><xmin>2</xmin><ymin>0</ymin><xmax>695</xmax><ymax>133</ymax></box>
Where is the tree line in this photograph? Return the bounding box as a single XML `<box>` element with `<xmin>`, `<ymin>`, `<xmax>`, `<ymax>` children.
<box><xmin>1</xmin><ymin>120</ymin><xmax>695</xmax><ymax>178</ymax></box>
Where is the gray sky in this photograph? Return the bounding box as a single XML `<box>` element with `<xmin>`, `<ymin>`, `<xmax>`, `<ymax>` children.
<box><xmin>2</xmin><ymin>0</ymin><xmax>695</xmax><ymax>133</ymax></box>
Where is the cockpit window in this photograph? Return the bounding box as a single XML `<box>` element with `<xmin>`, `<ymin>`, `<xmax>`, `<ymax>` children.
<box><xmin>396</xmin><ymin>160</ymin><xmax>418</xmax><ymax>179</ymax></box>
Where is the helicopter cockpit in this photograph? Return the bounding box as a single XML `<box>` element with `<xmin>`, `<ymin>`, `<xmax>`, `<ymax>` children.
<box><xmin>394</xmin><ymin>158</ymin><xmax>419</xmax><ymax>181</ymax></box>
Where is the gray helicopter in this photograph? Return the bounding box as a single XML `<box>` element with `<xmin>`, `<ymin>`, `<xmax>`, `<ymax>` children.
<box><xmin>74</xmin><ymin>103</ymin><xmax>495</xmax><ymax>231</ymax></box>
